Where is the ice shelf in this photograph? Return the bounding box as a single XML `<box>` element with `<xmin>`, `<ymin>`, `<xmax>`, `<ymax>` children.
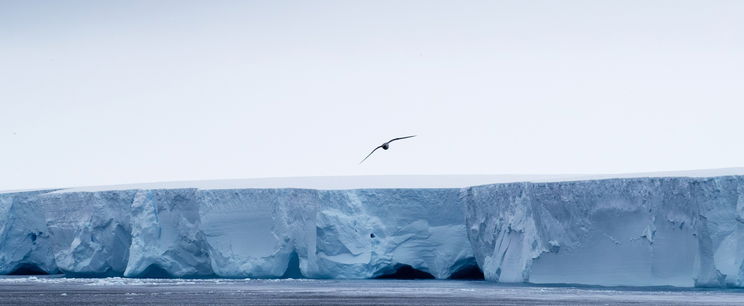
<box><xmin>2</xmin><ymin>171</ymin><xmax>744</xmax><ymax>287</ymax></box>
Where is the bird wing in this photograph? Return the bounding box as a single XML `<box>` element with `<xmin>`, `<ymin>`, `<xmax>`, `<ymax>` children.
<box><xmin>360</xmin><ymin>146</ymin><xmax>383</xmax><ymax>164</ymax></box>
<box><xmin>388</xmin><ymin>135</ymin><xmax>416</xmax><ymax>143</ymax></box>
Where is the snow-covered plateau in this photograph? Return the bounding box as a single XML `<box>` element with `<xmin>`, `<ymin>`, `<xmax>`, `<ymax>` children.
<box><xmin>2</xmin><ymin>169</ymin><xmax>744</xmax><ymax>288</ymax></box>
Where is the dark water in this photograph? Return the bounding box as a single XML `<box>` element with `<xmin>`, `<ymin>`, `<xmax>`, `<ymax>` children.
<box><xmin>1</xmin><ymin>276</ymin><xmax>742</xmax><ymax>305</ymax></box>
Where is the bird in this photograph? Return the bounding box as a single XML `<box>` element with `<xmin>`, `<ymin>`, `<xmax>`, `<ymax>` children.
<box><xmin>360</xmin><ymin>135</ymin><xmax>416</xmax><ymax>164</ymax></box>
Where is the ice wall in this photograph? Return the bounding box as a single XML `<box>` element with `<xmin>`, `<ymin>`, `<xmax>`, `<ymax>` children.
<box><xmin>0</xmin><ymin>188</ymin><xmax>472</xmax><ymax>279</ymax></box>
<box><xmin>41</xmin><ymin>190</ymin><xmax>133</xmax><ymax>276</ymax></box>
<box><xmin>463</xmin><ymin>176</ymin><xmax>744</xmax><ymax>287</ymax></box>
<box><xmin>2</xmin><ymin>174</ymin><xmax>744</xmax><ymax>288</ymax></box>
<box><xmin>0</xmin><ymin>191</ymin><xmax>58</xmax><ymax>275</ymax></box>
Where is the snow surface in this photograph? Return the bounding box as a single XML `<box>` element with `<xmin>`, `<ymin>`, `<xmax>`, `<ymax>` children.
<box><xmin>1</xmin><ymin>167</ymin><xmax>741</xmax><ymax>194</ymax></box>
<box><xmin>2</xmin><ymin>169</ymin><xmax>744</xmax><ymax>288</ymax></box>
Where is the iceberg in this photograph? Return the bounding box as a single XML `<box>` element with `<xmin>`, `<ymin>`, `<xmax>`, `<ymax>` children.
<box><xmin>0</xmin><ymin>185</ymin><xmax>474</xmax><ymax>280</ymax></box>
<box><xmin>463</xmin><ymin>176</ymin><xmax>744</xmax><ymax>287</ymax></box>
<box><xmin>1</xmin><ymin>170</ymin><xmax>744</xmax><ymax>287</ymax></box>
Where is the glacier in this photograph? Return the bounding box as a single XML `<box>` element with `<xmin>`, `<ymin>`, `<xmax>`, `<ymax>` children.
<box><xmin>2</xmin><ymin>171</ymin><xmax>744</xmax><ymax>288</ymax></box>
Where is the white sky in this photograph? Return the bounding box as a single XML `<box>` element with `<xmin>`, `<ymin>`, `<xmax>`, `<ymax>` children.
<box><xmin>1</xmin><ymin>1</ymin><xmax>743</xmax><ymax>190</ymax></box>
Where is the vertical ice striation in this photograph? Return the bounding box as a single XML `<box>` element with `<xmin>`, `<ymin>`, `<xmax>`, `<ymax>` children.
<box><xmin>463</xmin><ymin>176</ymin><xmax>744</xmax><ymax>287</ymax></box>
<box><xmin>40</xmin><ymin>191</ymin><xmax>133</xmax><ymax>276</ymax></box>
<box><xmin>311</xmin><ymin>189</ymin><xmax>472</xmax><ymax>279</ymax></box>
<box><xmin>0</xmin><ymin>187</ymin><xmax>472</xmax><ymax>280</ymax></box>
<box><xmin>199</xmin><ymin>189</ymin><xmax>319</xmax><ymax>278</ymax></box>
<box><xmin>199</xmin><ymin>188</ymin><xmax>472</xmax><ymax>279</ymax></box>
<box><xmin>1</xmin><ymin>174</ymin><xmax>743</xmax><ymax>287</ymax></box>
<box><xmin>124</xmin><ymin>189</ymin><xmax>213</xmax><ymax>277</ymax></box>
<box><xmin>0</xmin><ymin>191</ymin><xmax>58</xmax><ymax>275</ymax></box>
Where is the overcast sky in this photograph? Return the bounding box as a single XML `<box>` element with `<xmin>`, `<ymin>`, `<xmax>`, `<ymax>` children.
<box><xmin>2</xmin><ymin>0</ymin><xmax>743</xmax><ymax>190</ymax></box>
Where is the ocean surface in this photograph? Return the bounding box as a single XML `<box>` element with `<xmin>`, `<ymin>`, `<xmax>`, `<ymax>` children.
<box><xmin>1</xmin><ymin>276</ymin><xmax>743</xmax><ymax>305</ymax></box>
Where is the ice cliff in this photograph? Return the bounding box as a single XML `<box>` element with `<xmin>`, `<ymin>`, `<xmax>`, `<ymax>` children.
<box><xmin>2</xmin><ymin>172</ymin><xmax>744</xmax><ymax>288</ymax></box>
<box><xmin>463</xmin><ymin>176</ymin><xmax>744</xmax><ymax>287</ymax></box>
<box><xmin>0</xmin><ymin>187</ymin><xmax>473</xmax><ymax>280</ymax></box>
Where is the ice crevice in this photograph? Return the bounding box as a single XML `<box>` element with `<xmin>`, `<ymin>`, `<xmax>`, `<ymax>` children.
<box><xmin>1</xmin><ymin>175</ymin><xmax>744</xmax><ymax>287</ymax></box>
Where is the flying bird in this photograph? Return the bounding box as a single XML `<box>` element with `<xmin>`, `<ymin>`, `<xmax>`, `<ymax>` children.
<box><xmin>360</xmin><ymin>135</ymin><xmax>416</xmax><ymax>164</ymax></box>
